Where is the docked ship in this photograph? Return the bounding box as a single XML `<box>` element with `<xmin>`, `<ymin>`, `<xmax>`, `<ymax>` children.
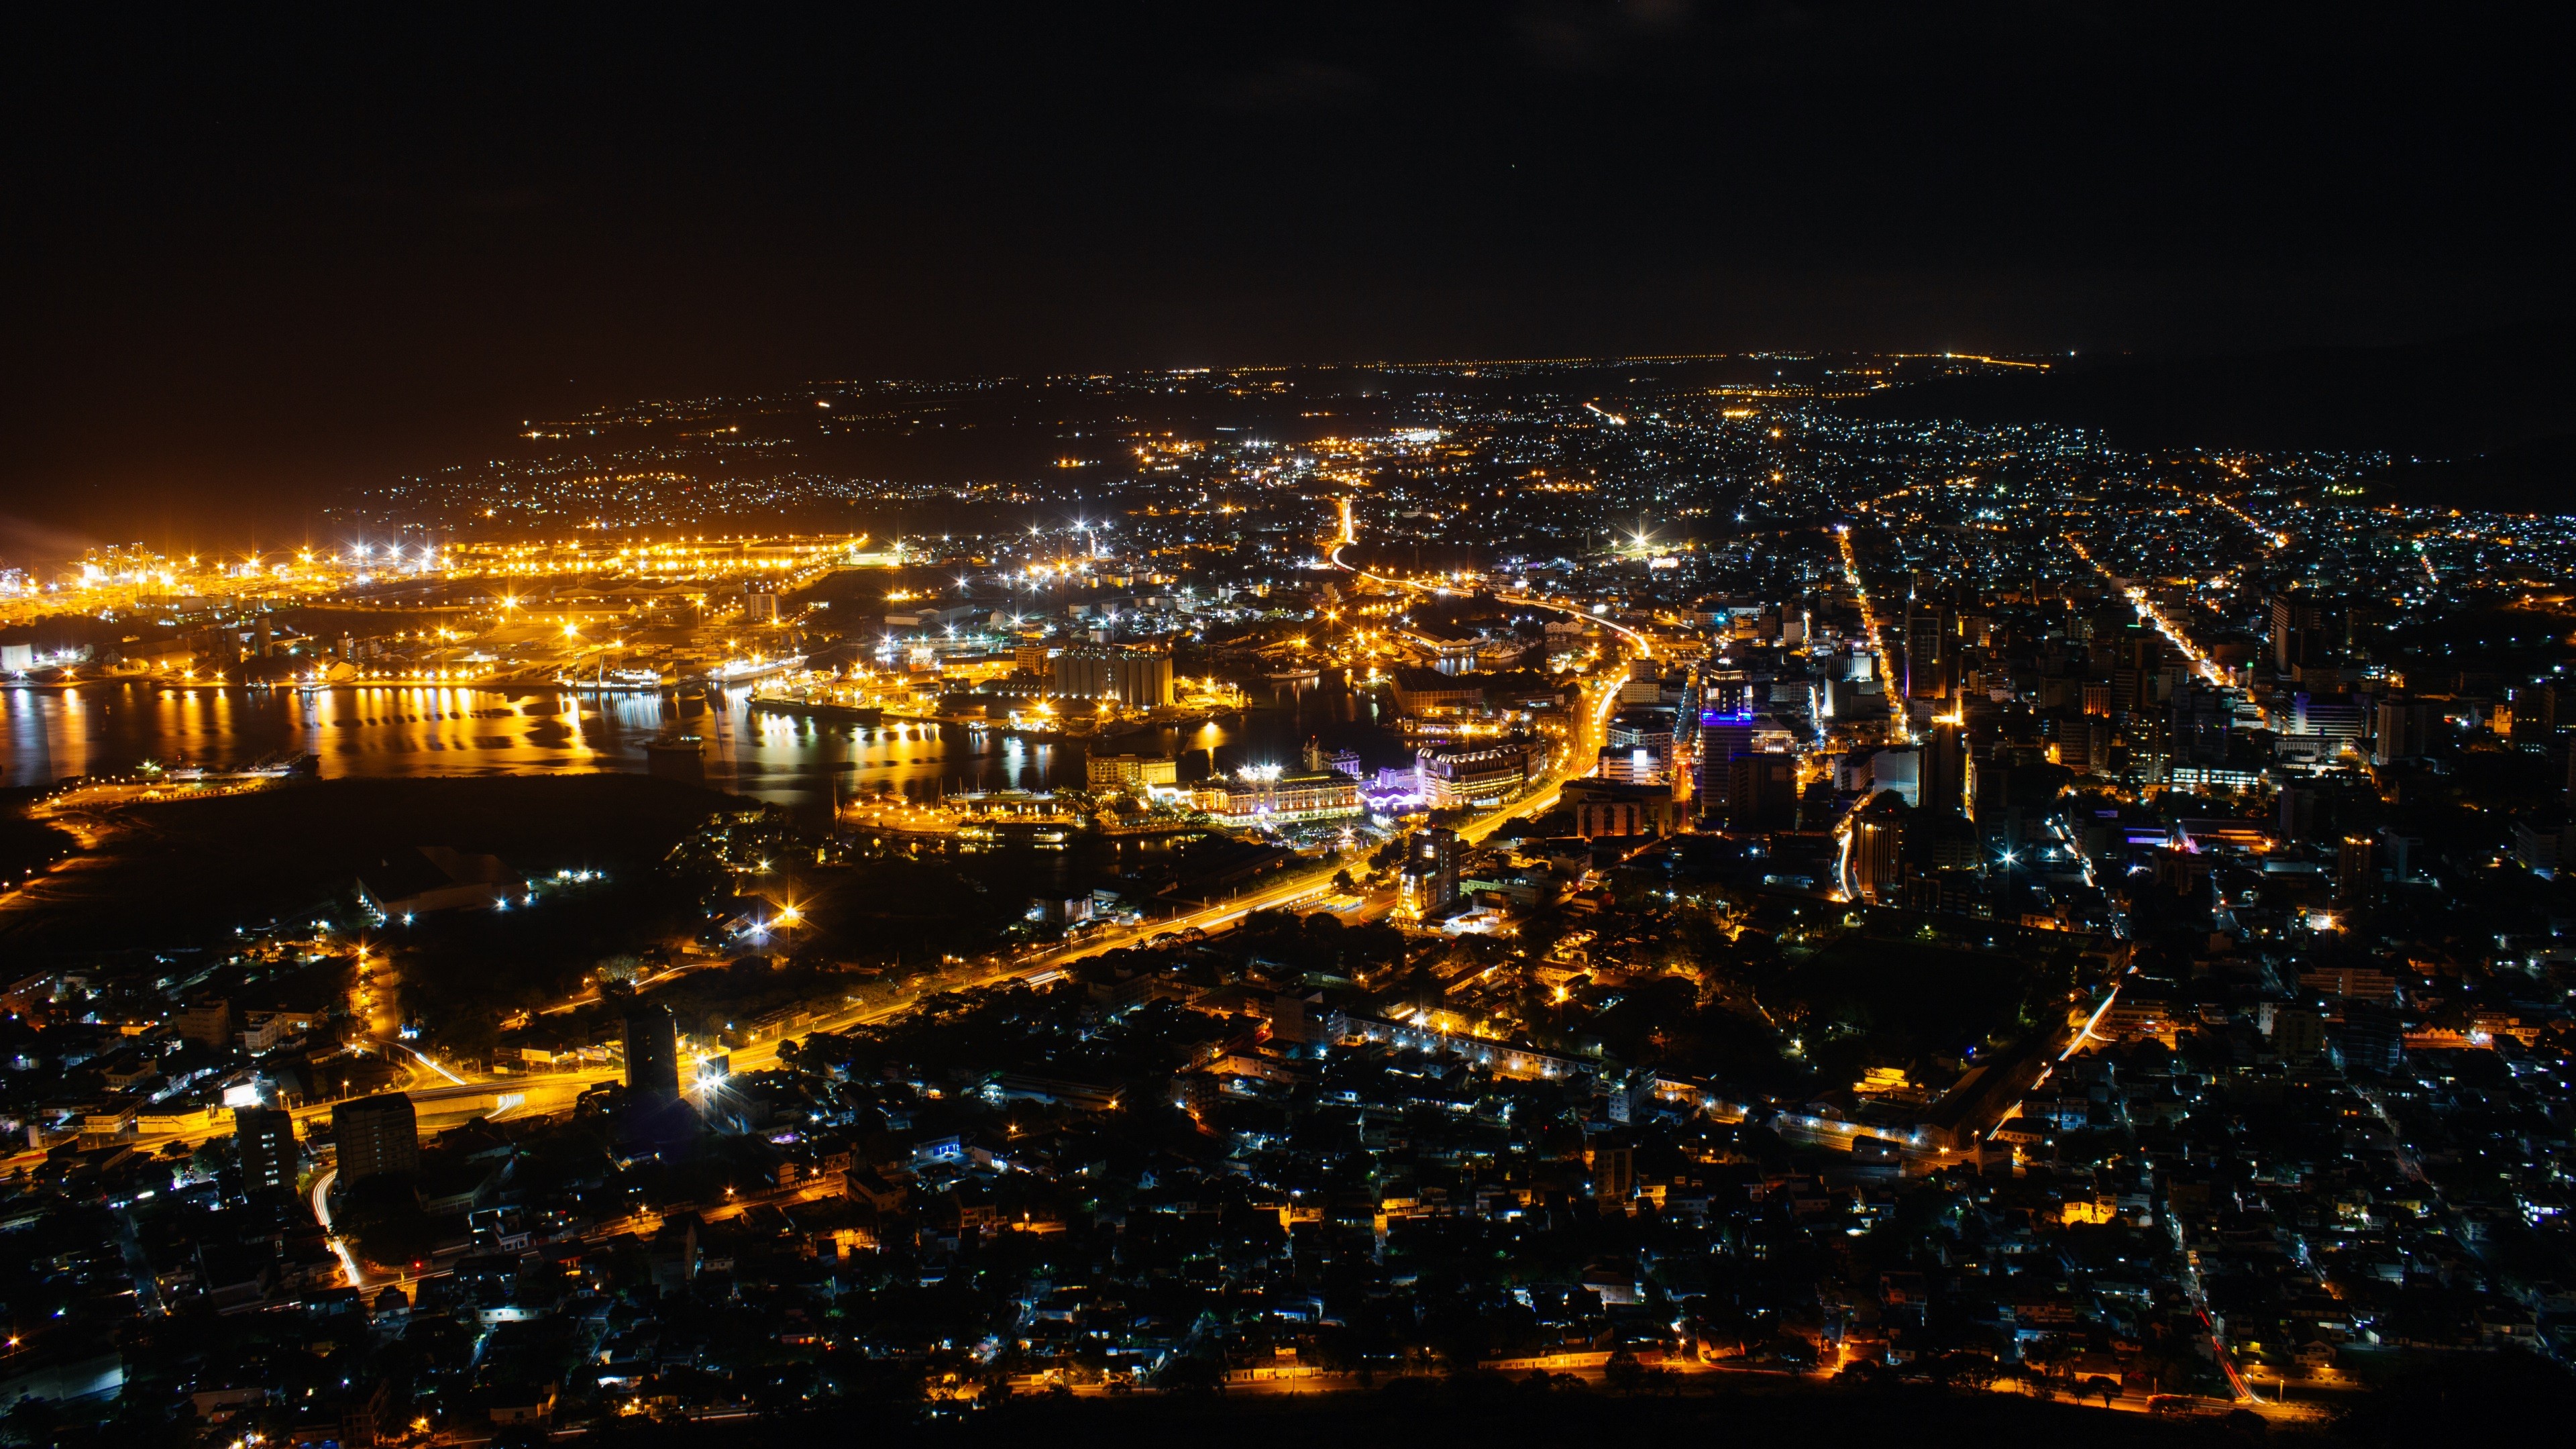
<box><xmin>747</xmin><ymin>694</ymin><xmax>884</xmax><ymax>725</ymax></box>
<box><xmin>643</xmin><ymin>735</ymin><xmax>707</xmax><ymax>785</ymax></box>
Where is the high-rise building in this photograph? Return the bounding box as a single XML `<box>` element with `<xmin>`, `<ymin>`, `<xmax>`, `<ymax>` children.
<box><xmin>2052</xmin><ymin>715</ymin><xmax>2110</xmax><ymax>775</ymax></box>
<box><xmin>2267</xmin><ymin>594</ymin><xmax>2331</xmax><ymax>671</ymax></box>
<box><xmin>1919</xmin><ymin>720</ymin><xmax>1966</xmax><ymax>816</ymax></box>
<box><xmin>2269</xmin><ymin>1006</ymin><xmax>2326</xmax><ymax>1063</ymax></box>
<box><xmin>1848</xmin><ymin>804</ymin><xmax>1906</xmax><ymax>905</ymax></box>
<box><xmin>2341</xmin><ymin>1002</ymin><xmax>2402</xmax><ymax>1074</ymax></box>
<box><xmin>1396</xmin><ymin>827</ymin><xmax>1461</xmax><ymax>920</ymax></box>
<box><xmin>1864</xmin><ymin>746</ymin><xmax>1919</xmax><ymax>806</ymax></box>
<box><xmin>2336</xmin><ymin>835</ymin><xmax>2377</xmax><ymax>907</ymax></box>
<box><xmin>623</xmin><ymin>1002</ymin><xmax>682</xmax><ymax>1104</ymax></box>
<box><xmin>2291</xmin><ymin>692</ymin><xmax>2370</xmax><ymax>743</ymax></box>
<box><xmin>2267</xmin><ymin>595</ymin><xmax>2296</xmax><ymax>669</ymax></box>
<box><xmin>1726</xmin><ymin>752</ymin><xmax>1798</xmax><ymax>831</ymax></box>
<box><xmin>1699</xmin><ymin>666</ymin><xmax>1751</xmax><ymax>716</ymax></box>
<box><xmin>332</xmin><ymin>1093</ymin><xmax>420</xmax><ymax>1184</ymax></box>
<box><xmin>1904</xmin><ymin>604</ymin><xmax>1948</xmax><ymax>700</ymax></box>
<box><xmin>2277</xmin><ymin>786</ymin><xmax>2318</xmax><ymax>844</ymax></box>
<box><xmin>2109</xmin><ymin>627</ymin><xmax>2165</xmax><ymax>714</ymax></box>
<box><xmin>2371</xmin><ymin>697</ymin><xmax>2431</xmax><ymax>766</ymax></box>
<box><xmin>2169</xmin><ymin>684</ymin><xmax>2237</xmax><ymax>765</ymax></box>
<box><xmin>234</xmin><ymin>1106</ymin><xmax>298</xmax><ymax>1197</ymax></box>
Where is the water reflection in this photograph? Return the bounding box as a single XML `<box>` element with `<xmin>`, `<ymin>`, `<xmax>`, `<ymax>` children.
<box><xmin>1</xmin><ymin>673</ymin><xmax>1401</xmax><ymax>810</ymax></box>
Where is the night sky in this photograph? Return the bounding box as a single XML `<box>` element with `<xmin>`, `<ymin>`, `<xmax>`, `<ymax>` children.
<box><xmin>3</xmin><ymin>5</ymin><xmax>2567</xmax><ymax>544</ymax></box>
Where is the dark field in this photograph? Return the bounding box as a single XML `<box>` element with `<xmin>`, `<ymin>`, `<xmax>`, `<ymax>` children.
<box><xmin>0</xmin><ymin>773</ymin><xmax>737</xmax><ymax>955</ymax></box>
<box><xmin>496</xmin><ymin>1354</ymin><xmax>2575</xmax><ymax>1449</ymax></box>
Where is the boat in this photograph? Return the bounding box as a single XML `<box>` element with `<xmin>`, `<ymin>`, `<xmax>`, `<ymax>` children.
<box><xmin>154</xmin><ymin>751</ymin><xmax>318</xmax><ymax>783</ymax></box>
<box><xmin>748</xmin><ymin>695</ymin><xmax>885</xmax><ymax>725</ymax></box>
<box><xmin>644</xmin><ymin>735</ymin><xmax>708</xmax><ymax>785</ymax></box>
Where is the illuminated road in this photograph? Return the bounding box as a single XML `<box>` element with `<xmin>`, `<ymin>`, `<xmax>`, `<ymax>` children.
<box><xmin>537</xmin><ymin>953</ymin><xmax>735</xmax><ymax>1017</ymax></box>
<box><xmin>2061</xmin><ymin>531</ymin><xmax>2230</xmax><ymax>690</ymax></box>
<box><xmin>1832</xmin><ymin>523</ymin><xmax>1905</xmax><ymax>742</ymax></box>
<box><xmin>309</xmin><ymin>1167</ymin><xmax>372</xmax><ymax>1289</ymax></box>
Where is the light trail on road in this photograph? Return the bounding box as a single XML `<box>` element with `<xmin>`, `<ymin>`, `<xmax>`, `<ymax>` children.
<box><xmin>389</xmin><ymin>1040</ymin><xmax>470</xmax><ymax>1086</ymax></box>
<box><xmin>310</xmin><ymin>1167</ymin><xmax>370</xmax><ymax>1291</ymax></box>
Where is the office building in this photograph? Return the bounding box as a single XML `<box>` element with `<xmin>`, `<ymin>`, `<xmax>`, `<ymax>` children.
<box><xmin>2372</xmin><ymin>696</ymin><xmax>2432</xmax><ymax>766</ymax></box>
<box><xmin>2267</xmin><ymin>594</ymin><xmax>2331</xmax><ymax>671</ymax></box>
<box><xmin>235</xmin><ymin>1106</ymin><xmax>298</xmax><ymax>1197</ymax></box>
<box><xmin>1919</xmin><ymin>719</ymin><xmax>1965</xmax><ymax>816</ymax></box>
<box><xmin>1904</xmin><ymin>604</ymin><xmax>1948</xmax><ymax>700</ymax></box>
<box><xmin>332</xmin><ymin>1092</ymin><xmax>420</xmax><ymax>1184</ymax></box>
<box><xmin>2336</xmin><ymin>835</ymin><xmax>2377</xmax><ymax>907</ymax></box>
<box><xmin>1396</xmin><ymin>826</ymin><xmax>1461</xmax><ymax>920</ymax></box>
<box><xmin>1726</xmin><ymin>751</ymin><xmax>1797</xmax><ymax>831</ymax></box>
<box><xmin>623</xmin><ymin>1002</ymin><xmax>682</xmax><ymax>1104</ymax></box>
<box><xmin>1596</xmin><ymin>741</ymin><xmax>1668</xmax><ymax>788</ymax></box>
<box><xmin>1849</xmin><ymin>804</ymin><xmax>1906</xmax><ymax>905</ymax></box>
<box><xmin>2277</xmin><ymin>786</ymin><xmax>2318</xmax><ymax>844</ymax></box>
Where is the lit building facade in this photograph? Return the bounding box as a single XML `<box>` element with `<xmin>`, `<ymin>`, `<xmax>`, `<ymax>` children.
<box><xmin>1397</xmin><ymin>826</ymin><xmax>1462</xmax><ymax>920</ymax></box>
<box><xmin>1199</xmin><ymin>767</ymin><xmax>1362</xmax><ymax>828</ymax></box>
<box><xmin>1417</xmin><ymin>742</ymin><xmax>1536</xmax><ymax>808</ymax></box>
<box><xmin>1052</xmin><ymin>644</ymin><xmax>1174</xmax><ymax>706</ymax></box>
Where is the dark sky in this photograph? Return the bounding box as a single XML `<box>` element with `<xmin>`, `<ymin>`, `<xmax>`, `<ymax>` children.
<box><xmin>4</xmin><ymin>4</ymin><xmax>2569</xmax><ymax>545</ymax></box>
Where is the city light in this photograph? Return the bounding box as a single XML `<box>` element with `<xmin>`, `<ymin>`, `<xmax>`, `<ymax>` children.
<box><xmin>3</xmin><ymin>346</ymin><xmax>2556</xmax><ymax>1430</ymax></box>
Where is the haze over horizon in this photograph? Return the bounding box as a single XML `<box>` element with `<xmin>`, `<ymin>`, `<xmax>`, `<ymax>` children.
<box><xmin>5</xmin><ymin>6</ymin><xmax>2571</xmax><ymax>548</ymax></box>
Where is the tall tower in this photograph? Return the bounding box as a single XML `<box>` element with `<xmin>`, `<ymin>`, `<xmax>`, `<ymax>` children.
<box><xmin>1904</xmin><ymin>602</ymin><xmax>1948</xmax><ymax>700</ymax></box>
<box><xmin>1920</xmin><ymin>719</ymin><xmax>1966</xmax><ymax>817</ymax></box>
<box><xmin>622</xmin><ymin>1002</ymin><xmax>681</xmax><ymax>1105</ymax></box>
<box><xmin>2336</xmin><ymin>835</ymin><xmax>2377</xmax><ymax>908</ymax></box>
